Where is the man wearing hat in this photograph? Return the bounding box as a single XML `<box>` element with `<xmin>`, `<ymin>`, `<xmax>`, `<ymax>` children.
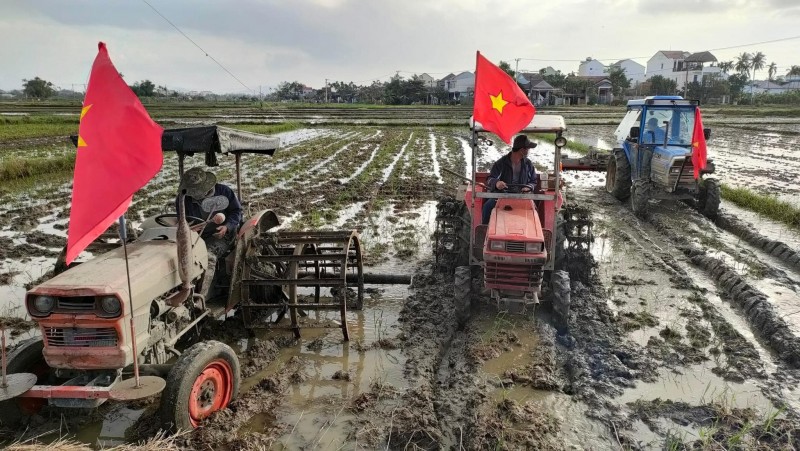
<box><xmin>177</xmin><ymin>167</ymin><xmax>243</xmax><ymax>298</ymax></box>
<box><xmin>482</xmin><ymin>134</ymin><xmax>539</xmax><ymax>225</ymax></box>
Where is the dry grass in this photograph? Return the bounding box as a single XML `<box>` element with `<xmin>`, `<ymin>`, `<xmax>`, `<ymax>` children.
<box><xmin>5</xmin><ymin>430</ymin><xmax>191</xmax><ymax>451</ymax></box>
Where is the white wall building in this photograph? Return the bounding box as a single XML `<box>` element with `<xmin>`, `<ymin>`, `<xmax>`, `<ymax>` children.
<box><xmin>610</xmin><ymin>59</ymin><xmax>646</xmax><ymax>84</ymax></box>
<box><xmin>646</xmin><ymin>50</ymin><xmax>722</xmax><ymax>92</ymax></box>
<box><xmin>578</xmin><ymin>57</ymin><xmax>607</xmax><ymax>76</ymax></box>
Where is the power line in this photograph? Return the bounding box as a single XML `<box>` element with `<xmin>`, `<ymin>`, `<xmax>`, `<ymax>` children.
<box><xmin>141</xmin><ymin>0</ymin><xmax>253</xmax><ymax>93</ymax></box>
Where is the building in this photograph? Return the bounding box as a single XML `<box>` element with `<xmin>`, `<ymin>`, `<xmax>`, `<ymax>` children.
<box><xmin>609</xmin><ymin>59</ymin><xmax>646</xmax><ymax>84</ymax></box>
<box><xmin>417</xmin><ymin>73</ymin><xmax>436</xmax><ymax>88</ymax></box>
<box><xmin>447</xmin><ymin>71</ymin><xmax>475</xmax><ymax>100</ymax></box>
<box><xmin>516</xmin><ymin>72</ymin><xmax>556</xmax><ymax>106</ymax></box>
<box><xmin>564</xmin><ymin>75</ymin><xmax>613</xmax><ymax>104</ymax></box>
<box><xmin>438</xmin><ymin>73</ymin><xmax>455</xmax><ymax>91</ymax></box>
<box><xmin>578</xmin><ymin>57</ymin><xmax>607</xmax><ymax>76</ymax></box>
<box><xmin>645</xmin><ymin>50</ymin><xmax>721</xmax><ymax>92</ymax></box>
<box><xmin>748</xmin><ymin>80</ymin><xmax>791</xmax><ymax>95</ymax></box>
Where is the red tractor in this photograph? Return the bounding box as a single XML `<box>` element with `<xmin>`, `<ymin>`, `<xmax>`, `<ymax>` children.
<box><xmin>436</xmin><ymin>115</ymin><xmax>588</xmax><ymax>325</ymax></box>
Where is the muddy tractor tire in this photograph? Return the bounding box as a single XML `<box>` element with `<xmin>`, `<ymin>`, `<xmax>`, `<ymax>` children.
<box><xmin>697</xmin><ymin>178</ymin><xmax>721</xmax><ymax>219</ymax></box>
<box><xmin>554</xmin><ymin>212</ymin><xmax>567</xmax><ymax>270</ymax></box>
<box><xmin>551</xmin><ymin>270</ymin><xmax>571</xmax><ymax>333</ymax></box>
<box><xmin>160</xmin><ymin>340</ymin><xmax>241</xmax><ymax>431</ymax></box>
<box><xmin>605</xmin><ymin>149</ymin><xmax>632</xmax><ymax>201</ymax></box>
<box><xmin>0</xmin><ymin>338</ymin><xmax>48</xmax><ymax>428</ymax></box>
<box><xmin>631</xmin><ymin>181</ymin><xmax>650</xmax><ymax>217</ymax></box>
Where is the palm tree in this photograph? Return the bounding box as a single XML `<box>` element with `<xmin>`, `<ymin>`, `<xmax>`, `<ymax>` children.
<box><xmin>750</xmin><ymin>52</ymin><xmax>766</xmax><ymax>98</ymax></box>
<box><xmin>718</xmin><ymin>61</ymin><xmax>734</xmax><ymax>75</ymax></box>
<box><xmin>735</xmin><ymin>52</ymin><xmax>752</xmax><ymax>78</ymax></box>
<box><xmin>767</xmin><ymin>62</ymin><xmax>777</xmax><ymax>82</ymax></box>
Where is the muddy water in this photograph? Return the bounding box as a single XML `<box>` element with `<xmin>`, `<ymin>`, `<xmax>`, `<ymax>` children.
<box><xmin>587</xmin><ymin>197</ymin><xmax>786</xmax><ymax>437</ymax></box>
<box><xmin>477</xmin><ymin>316</ymin><xmax>614</xmax><ymax>449</ymax></box>
<box><xmin>240</xmin><ymin>289</ymin><xmax>408</xmax><ymax>449</ymax></box>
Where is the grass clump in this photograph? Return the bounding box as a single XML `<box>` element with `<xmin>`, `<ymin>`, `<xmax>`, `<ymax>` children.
<box><xmin>0</xmin><ymin>153</ymin><xmax>76</xmax><ymax>181</ymax></box>
<box><xmin>531</xmin><ymin>132</ymin><xmax>592</xmax><ymax>154</ymax></box>
<box><xmin>720</xmin><ymin>183</ymin><xmax>800</xmax><ymax>230</ymax></box>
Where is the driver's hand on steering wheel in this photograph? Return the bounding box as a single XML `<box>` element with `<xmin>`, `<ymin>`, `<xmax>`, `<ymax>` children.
<box><xmin>495</xmin><ymin>181</ymin><xmax>508</xmax><ymax>190</ymax></box>
<box><xmin>213</xmin><ymin>225</ymin><xmax>228</xmax><ymax>239</ymax></box>
<box><xmin>521</xmin><ymin>186</ymin><xmax>532</xmax><ymax>193</ymax></box>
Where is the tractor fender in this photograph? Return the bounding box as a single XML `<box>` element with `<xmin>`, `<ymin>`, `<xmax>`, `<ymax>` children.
<box><xmin>238</xmin><ymin>209</ymin><xmax>281</xmax><ymax>240</ymax></box>
<box><xmin>228</xmin><ymin>210</ymin><xmax>281</xmax><ymax>311</ymax></box>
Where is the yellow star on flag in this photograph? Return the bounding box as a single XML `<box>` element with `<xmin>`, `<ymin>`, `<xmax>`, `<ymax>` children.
<box><xmin>77</xmin><ymin>104</ymin><xmax>92</xmax><ymax>147</ymax></box>
<box><xmin>490</xmin><ymin>92</ymin><xmax>508</xmax><ymax>114</ymax></box>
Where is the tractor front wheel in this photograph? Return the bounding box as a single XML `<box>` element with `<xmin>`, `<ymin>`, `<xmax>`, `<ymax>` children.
<box><xmin>631</xmin><ymin>181</ymin><xmax>650</xmax><ymax>217</ymax></box>
<box><xmin>697</xmin><ymin>178</ymin><xmax>721</xmax><ymax>219</ymax></box>
<box><xmin>0</xmin><ymin>338</ymin><xmax>48</xmax><ymax>429</ymax></box>
<box><xmin>160</xmin><ymin>341</ymin><xmax>240</xmax><ymax>431</ymax></box>
<box><xmin>605</xmin><ymin>149</ymin><xmax>631</xmax><ymax>201</ymax></box>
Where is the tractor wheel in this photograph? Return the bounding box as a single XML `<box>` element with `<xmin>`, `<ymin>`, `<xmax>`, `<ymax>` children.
<box><xmin>605</xmin><ymin>149</ymin><xmax>631</xmax><ymax>201</ymax></box>
<box><xmin>0</xmin><ymin>338</ymin><xmax>48</xmax><ymax>429</ymax></box>
<box><xmin>631</xmin><ymin>181</ymin><xmax>650</xmax><ymax>217</ymax></box>
<box><xmin>455</xmin><ymin>205</ymin><xmax>472</xmax><ymax>267</ymax></box>
<box><xmin>551</xmin><ymin>270</ymin><xmax>571</xmax><ymax>333</ymax></box>
<box><xmin>697</xmin><ymin>178</ymin><xmax>721</xmax><ymax>219</ymax></box>
<box><xmin>554</xmin><ymin>212</ymin><xmax>567</xmax><ymax>271</ymax></box>
<box><xmin>160</xmin><ymin>341</ymin><xmax>240</xmax><ymax>431</ymax></box>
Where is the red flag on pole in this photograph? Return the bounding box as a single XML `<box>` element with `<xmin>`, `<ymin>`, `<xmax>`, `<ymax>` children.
<box><xmin>473</xmin><ymin>52</ymin><xmax>536</xmax><ymax>144</ymax></box>
<box><xmin>65</xmin><ymin>42</ymin><xmax>163</xmax><ymax>264</ymax></box>
<box><xmin>691</xmin><ymin>108</ymin><xmax>708</xmax><ymax>179</ymax></box>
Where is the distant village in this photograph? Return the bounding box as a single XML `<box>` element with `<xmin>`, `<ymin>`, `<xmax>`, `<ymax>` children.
<box><xmin>4</xmin><ymin>50</ymin><xmax>799</xmax><ymax>106</ymax></box>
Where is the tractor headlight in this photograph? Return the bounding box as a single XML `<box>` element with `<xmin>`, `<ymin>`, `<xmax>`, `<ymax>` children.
<box><xmin>489</xmin><ymin>240</ymin><xmax>505</xmax><ymax>251</ymax></box>
<box><xmin>99</xmin><ymin>296</ymin><xmax>122</xmax><ymax>316</ymax></box>
<box><xmin>526</xmin><ymin>242</ymin><xmax>544</xmax><ymax>253</ymax></box>
<box><xmin>32</xmin><ymin>295</ymin><xmax>56</xmax><ymax>315</ymax></box>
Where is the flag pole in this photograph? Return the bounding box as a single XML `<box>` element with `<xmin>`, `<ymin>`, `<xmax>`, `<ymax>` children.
<box><xmin>469</xmin><ymin>51</ymin><xmax>480</xmax><ymax>266</ymax></box>
<box><xmin>118</xmin><ymin>215</ymin><xmax>141</xmax><ymax>388</ymax></box>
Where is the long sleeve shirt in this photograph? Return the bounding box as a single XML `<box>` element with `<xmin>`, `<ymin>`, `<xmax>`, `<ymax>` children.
<box><xmin>177</xmin><ymin>184</ymin><xmax>242</xmax><ymax>239</ymax></box>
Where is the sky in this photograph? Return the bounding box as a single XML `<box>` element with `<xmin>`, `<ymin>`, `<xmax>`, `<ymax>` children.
<box><xmin>1</xmin><ymin>0</ymin><xmax>799</xmax><ymax>94</ymax></box>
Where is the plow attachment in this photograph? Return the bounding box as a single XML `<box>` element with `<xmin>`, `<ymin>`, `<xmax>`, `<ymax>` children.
<box><xmin>238</xmin><ymin>230</ymin><xmax>364</xmax><ymax>340</ymax></box>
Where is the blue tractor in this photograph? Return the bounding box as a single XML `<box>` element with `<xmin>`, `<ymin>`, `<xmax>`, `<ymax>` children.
<box><xmin>604</xmin><ymin>96</ymin><xmax>719</xmax><ymax>217</ymax></box>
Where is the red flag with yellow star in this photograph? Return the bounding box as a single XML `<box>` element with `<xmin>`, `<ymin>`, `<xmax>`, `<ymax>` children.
<box><xmin>691</xmin><ymin>107</ymin><xmax>708</xmax><ymax>179</ymax></box>
<box><xmin>66</xmin><ymin>42</ymin><xmax>163</xmax><ymax>264</ymax></box>
<box><xmin>473</xmin><ymin>52</ymin><xmax>535</xmax><ymax>144</ymax></box>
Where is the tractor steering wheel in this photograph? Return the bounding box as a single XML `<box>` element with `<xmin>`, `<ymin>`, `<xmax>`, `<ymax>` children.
<box><xmin>501</xmin><ymin>183</ymin><xmax>533</xmax><ymax>194</ymax></box>
<box><xmin>155</xmin><ymin>213</ymin><xmax>205</xmax><ymax>227</ymax></box>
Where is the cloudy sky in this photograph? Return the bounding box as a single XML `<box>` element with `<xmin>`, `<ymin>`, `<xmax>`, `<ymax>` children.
<box><xmin>2</xmin><ymin>0</ymin><xmax>798</xmax><ymax>94</ymax></box>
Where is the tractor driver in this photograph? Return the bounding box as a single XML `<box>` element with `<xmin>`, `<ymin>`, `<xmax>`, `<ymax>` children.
<box><xmin>644</xmin><ymin>117</ymin><xmax>666</xmax><ymax>144</ymax></box>
<box><xmin>482</xmin><ymin>134</ymin><xmax>538</xmax><ymax>225</ymax></box>
<box><xmin>177</xmin><ymin>167</ymin><xmax>243</xmax><ymax>298</ymax></box>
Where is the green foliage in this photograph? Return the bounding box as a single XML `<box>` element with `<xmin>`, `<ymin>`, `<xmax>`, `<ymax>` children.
<box><xmin>383</xmin><ymin>76</ymin><xmax>428</xmax><ymax>105</ymax></box>
<box><xmin>0</xmin><ymin>153</ymin><xmax>76</xmax><ymax>181</ymax></box>
<box><xmin>130</xmin><ymin>80</ymin><xmax>156</xmax><ymax>97</ymax></box>
<box><xmin>646</xmin><ymin>75</ymin><xmax>677</xmax><ymax>95</ymax></box>
<box><xmin>727</xmin><ymin>74</ymin><xmax>748</xmax><ymax>102</ymax></box>
<box><xmin>607</xmin><ymin>67</ymin><xmax>631</xmax><ymax>98</ymax></box>
<box><xmin>274</xmin><ymin>81</ymin><xmax>306</xmax><ymax>101</ymax></box>
<box><xmin>541</xmin><ymin>70</ymin><xmax>567</xmax><ymax>89</ymax></box>
<box><xmin>22</xmin><ymin>77</ymin><xmax>55</xmax><ymax>99</ymax></box>
<box><xmin>498</xmin><ymin>60</ymin><xmax>515</xmax><ymax>78</ymax></box>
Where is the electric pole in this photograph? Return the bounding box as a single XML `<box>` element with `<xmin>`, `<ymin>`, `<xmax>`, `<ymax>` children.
<box><xmin>514</xmin><ymin>58</ymin><xmax>520</xmax><ymax>79</ymax></box>
<box><xmin>325</xmin><ymin>78</ymin><xmax>328</xmax><ymax>103</ymax></box>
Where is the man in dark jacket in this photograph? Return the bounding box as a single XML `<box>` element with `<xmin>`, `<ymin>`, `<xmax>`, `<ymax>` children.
<box><xmin>177</xmin><ymin>167</ymin><xmax>243</xmax><ymax>298</ymax></box>
<box><xmin>482</xmin><ymin>134</ymin><xmax>538</xmax><ymax>225</ymax></box>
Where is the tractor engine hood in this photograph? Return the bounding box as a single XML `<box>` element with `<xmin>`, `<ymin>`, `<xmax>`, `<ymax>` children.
<box><xmin>30</xmin><ymin>233</ymin><xmax>207</xmax><ymax>306</ymax></box>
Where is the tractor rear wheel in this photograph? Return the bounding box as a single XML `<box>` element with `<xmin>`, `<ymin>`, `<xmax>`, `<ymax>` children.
<box><xmin>697</xmin><ymin>178</ymin><xmax>721</xmax><ymax>219</ymax></box>
<box><xmin>0</xmin><ymin>338</ymin><xmax>48</xmax><ymax>429</ymax></box>
<box><xmin>551</xmin><ymin>270</ymin><xmax>571</xmax><ymax>333</ymax></box>
<box><xmin>160</xmin><ymin>341</ymin><xmax>240</xmax><ymax>431</ymax></box>
<box><xmin>631</xmin><ymin>181</ymin><xmax>650</xmax><ymax>217</ymax></box>
<box><xmin>605</xmin><ymin>149</ymin><xmax>631</xmax><ymax>201</ymax></box>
